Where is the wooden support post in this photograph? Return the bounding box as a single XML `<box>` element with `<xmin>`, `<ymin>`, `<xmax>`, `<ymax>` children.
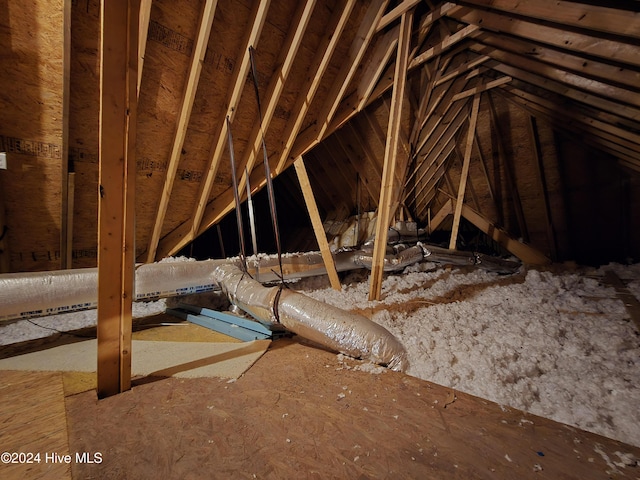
<box><xmin>294</xmin><ymin>157</ymin><xmax>341</xmax><ymax>291</ymax></box>
<box><xmin>369</xmin><ymin>11</ymin><xmax>412</xmax><ymax>301</ymax></box>
<box><xmin>97</xmin><ymin>0</ymin><xmax>139</xmax><ymax>398</ymax></box>
<box><xmin>449</xmin><ymin>94</ymin><xmax>480</xmax><ymax>250</ymax></box>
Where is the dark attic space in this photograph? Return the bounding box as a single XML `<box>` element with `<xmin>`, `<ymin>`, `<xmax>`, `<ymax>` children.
<box><xmin>1</xmin><ymin>1</ymin><xmax>640</xmax><ymax>478</ymax></box>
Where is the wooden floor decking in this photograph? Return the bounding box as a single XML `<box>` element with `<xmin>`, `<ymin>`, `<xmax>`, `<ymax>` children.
<box><xmin>0</xmin><ymin>371</ymin><xmax>71</xmax><ymax>480</ymax></box>
<box><xmin>0</xmin><ymin>333</ymin><xmax>638</xmax><ymax>479</ymax></box>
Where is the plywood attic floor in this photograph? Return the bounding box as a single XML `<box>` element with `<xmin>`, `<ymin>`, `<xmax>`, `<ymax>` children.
<box><xmin>1</xmin><ymin>320</ymin><xmax>639</xmax><ymax>479</ymax></box>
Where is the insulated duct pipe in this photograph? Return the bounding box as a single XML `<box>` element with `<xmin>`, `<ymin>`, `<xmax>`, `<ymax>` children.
<box><xmin>0</xmin><ymin>259</ymin><xmax>227</xmax><ymax>322</ymax></box>
<box><xmin>213</xmin><ymin>264</ymin><xmax>408</xmax><ymax>371</ymax></box>
<box><xmin>0</xmin><ymin>245</ymin><xmax>519</xmax><ymax>323</ymax></box>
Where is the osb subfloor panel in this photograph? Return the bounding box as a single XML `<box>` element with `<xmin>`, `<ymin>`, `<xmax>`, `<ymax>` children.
<box><xmin>0</xmin><ymin>371</ymin><xmax>71</xmax><ymax>480</ymax></box>
<box><xmin>65</xmin><ymin>339</ymin><xmax>640</xmax><ymax>479</ymax></box>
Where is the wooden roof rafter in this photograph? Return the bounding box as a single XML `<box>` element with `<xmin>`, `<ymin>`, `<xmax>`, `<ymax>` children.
<box><xmin>231</xmin><ymin>0</ymin><xmax>317</xmax><ymax>200</ymax></box>
<box><xmin>482</xmin><ymin>60</ymin><xmax>640</xmax><ymax>123</ymax></box>
<box><xmin>496</xmin><ymin>87</ymin><xmax>640</xmax><ymax>172</ymax></box>
<box><xmin>447</xmin><ymin>5</ymin><xmax>640</xmax><ymax>68</ymax></box>
<box><xmin>273</xmin><ymin>0</ymin><xmax>357</xmax><ymax>176</ymax></box>
<box><xmin>157</xmin><ymin>0</ymin><xmax>358</xmax><ymax>258</ymax></box>
<box><xmin>313</xmin><ymin>0</ymin><xmax>390</xmax><ymax>145</ymax></box>
<box><xmin>145</xmin><ymin>0</ymin><xmax>218</xmax><ymax>263</ymax></box>
<box><xmin>458</xmin><ymin>0</ymin><xmax>640</xmax><ymax>40</ymax></box>
<box><xmin>178</xmin><ymin>0</ymin><xmax>272</xmax><ymax>256</ymax></box>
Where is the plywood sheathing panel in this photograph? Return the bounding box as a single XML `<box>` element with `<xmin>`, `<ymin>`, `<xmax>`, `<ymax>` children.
<box><xmin>134</xmin><ymin>0</ymin><xmax>203</xmax><ymax>257</ymax></box>
<box><xmin>68</xmin><ymin>0</ymin><xmax>100</xmax><ymax>269</ymax></box>
<box><xmin>0</xmin><ymin>0</ymin><xmax>65</xmax><ymax>272</ymax></box>
<box><xmin>161</xmin><ymin>0</ymin><xmax>253</xmax><ymax>240</ymax></box>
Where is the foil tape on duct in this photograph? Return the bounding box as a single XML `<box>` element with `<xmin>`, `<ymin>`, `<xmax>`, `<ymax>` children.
<box><xmin>213</xmin><ymin>264</ymin><xmax>408</xmax><ymax>371</ymax></box>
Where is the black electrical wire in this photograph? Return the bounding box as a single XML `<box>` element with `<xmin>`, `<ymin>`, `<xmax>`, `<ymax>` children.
<box><xmin>226</xmin><ymin>116</ymin><xmax>248</xmax><ymax>273</ymax></box>
<box><xmin>248</xmin><ymin>46</ymin><xmax>284</xmax><ymax>283</ymax></box>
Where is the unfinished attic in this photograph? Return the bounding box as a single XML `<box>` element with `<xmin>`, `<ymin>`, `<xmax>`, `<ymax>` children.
<box><xmin>1</xmin><ymin>0</ymin><xmax>640</xmax><ymax>478</ymax></box>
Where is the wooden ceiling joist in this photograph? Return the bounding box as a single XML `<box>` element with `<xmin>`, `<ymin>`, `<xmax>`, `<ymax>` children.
<box><xmin>146</xmin><ymin>0</ymin><xmax>218</xmax><ymax>263</ymax></box>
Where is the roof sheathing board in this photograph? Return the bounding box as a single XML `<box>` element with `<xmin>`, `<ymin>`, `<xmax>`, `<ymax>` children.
<box><xmin>0</xmin><ymin>0</ymin><xmax>65</xmax><ymax>272</ymax></box>
<box><xmin>68</xmin><ymin>0</ymin><xmax>100</xmax><ymax>268</ymax></box>
<box><xmin>134</xmin><ymin>0</ymin><xmax>203</xmax><ymax>254</ymax></box>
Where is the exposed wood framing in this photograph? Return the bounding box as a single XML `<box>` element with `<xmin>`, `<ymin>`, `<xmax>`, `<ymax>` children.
<box><xmin>377</xmin><ymin>0</ymin><xmax>421</xmax><ymax>32</ymax></box>
<box><xmin>185</xmin><ymin>0</ymin><xmax>271</xmax><ymax>254</ymax></box>
<box><xmin>451</xmin><ymin>76</ymin><xmax>511</xmax><ymax>102</ymax></box>
<box><xmin>448</xmin><ymin>6</ymin><xmax>640</xmax><ymax>67</ymax></box>
<box><xmin>461</xmin><ymin>204</ymin><xmax>550</xmax><ymax>265</ymax></box>
<box><xmin>315</xmin><ymin>0</ymin><xmax>389</xmax><ymax>144</ymax></box>
<box><xmin>449</xmin><ymin>95</ymin><xmax>480</xmax><ymax>250</ymax></box>
<box><xmin>274</xmin><ymin>0</ymin><xmax>356</xmax><ymax>175</ymax></box>
<box><xmin>369</xmin><ymin>10</ymin><xmax>412</xmax><ymax>301</ymax></box>
<box><xmin>460</xmin><ymin>0</ymin><xmax>640</xmax><ymax>40</ymax></box>
<box><xmin>434</xmin><ymin>55</ymin><xmax>490</xmax><ymax>86</ymax></box>
<box><xmin>234</xmin><ymin>0</ymin><xmax>317</xmax><ymax>198</ymax></box>
<box><xmin>294</xmin><ymin>157</ymin><xmax>341</xmax><ymax>291</ymax></box>
<box><xmin>146</xmin><ymin>0</ymin><xmax>218</xmax><ymax>263</ymax></box>
<box><xmin>161</xmin><ymin>0</ymin><xmax>357</xmax><ymax>258</ymax></box>
<box><xmin>409</xmin><ymin>24</ymin><xmax>479</xmax><ymax>70</ymax></box>
<box><xmin>487</xmin><ymin>93</ymin><xmax>529</xmax><ymax>242</ymax></box>
<box><xmin>356</xmin><ymin>25</ymin><xmax>399</xmax><ymax>111</ymax></box>
<box><xmin>429</xmin><ymin>198</ymin><xmax>452</xmax><ymax>234</ymax></box>
<box><xmin>136</xmin><ymin>0</ymin><xmax>152</xmax><ymax>96</ymax></box>
<box><xmin>97</xmin><ymin>0</ymin><xmax>139</xmax><ymax>398</ymax></box>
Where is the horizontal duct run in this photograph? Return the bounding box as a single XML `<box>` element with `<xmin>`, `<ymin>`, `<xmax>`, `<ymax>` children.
<box><xmin>0</xmin><ymin>244</ymin><xmax>520</xmax><ymax>323</ymax></box>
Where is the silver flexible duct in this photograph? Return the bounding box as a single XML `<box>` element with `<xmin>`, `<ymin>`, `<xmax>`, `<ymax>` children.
<box><xmin>213</xmin><ymin>263</ymin><xmax>408</xmax><ymax>371</ymax></box>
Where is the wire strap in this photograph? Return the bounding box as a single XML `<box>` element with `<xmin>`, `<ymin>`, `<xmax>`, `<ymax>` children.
<box><xmin>249</xmin><ymin>46</ymin><xmax>284</xmax><ymax>282</ymax></box>
<box><xmin>226</xmin><ymin>116</ymin><xmax>248</xmax><ymax>272</ymax></box>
